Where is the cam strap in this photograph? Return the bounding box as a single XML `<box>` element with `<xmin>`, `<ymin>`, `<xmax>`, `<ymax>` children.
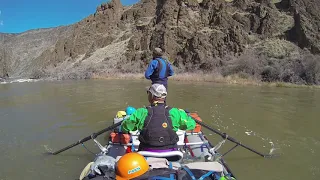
<box><xmin>150</xmin><ymin>177</ymin><xmax>174</xmax><ymax>180</ymax></box>
<box><xmin>149</xmin><ymin>163</ymin><xmax>175</xmax><ymax>180</ymax></box>
<box><xmin>182</xmin><ymin>166</ymin><xmax>220</xmax><ymax>180</ymax></box>
<box><xmin>169</xmin><ymin>162</ymin><xmax>174</xmax><ymax>180</ymax></box>
<box><xmin>199</xmin><ymin>171</ymin><xmax>214</xmax><ymax>180</ymax></box>
<box><xmin>182</xmin><ymin>166</ymin><xmax>196</xmax><ymax>180</ymax></box>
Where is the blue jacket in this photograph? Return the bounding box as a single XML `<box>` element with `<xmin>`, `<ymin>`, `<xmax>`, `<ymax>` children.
<box><xmin>144</xmin><ymin>57</ymin><xmax>174</xmax><ymax>85</ymax></box>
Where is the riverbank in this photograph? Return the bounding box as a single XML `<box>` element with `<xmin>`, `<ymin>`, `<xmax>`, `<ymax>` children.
<box><xmin>92</xmin><ymin>72</ymin><xmax>320</xmax><ymax>89</ymax></box>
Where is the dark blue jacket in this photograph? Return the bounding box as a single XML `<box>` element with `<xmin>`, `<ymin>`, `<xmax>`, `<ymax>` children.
<box><xmin>144</xmin><ymin>57</ymin><xmax>174</xmax><ymax>85</ymax></box>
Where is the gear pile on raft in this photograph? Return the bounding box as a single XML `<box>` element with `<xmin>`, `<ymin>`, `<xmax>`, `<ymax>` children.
<box><xmin>79</xmin><ymin>107</ymin><xmax>236</xmax><ymax>180</ymax></box>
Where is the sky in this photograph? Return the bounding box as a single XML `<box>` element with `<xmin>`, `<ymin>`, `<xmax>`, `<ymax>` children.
<box><xmin>0</xmin><ymin>0</ymin><xmax>140</xmax><ymax>33</ymax></box>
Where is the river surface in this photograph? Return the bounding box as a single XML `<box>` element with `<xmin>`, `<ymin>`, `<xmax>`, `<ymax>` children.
<box><xmin>0</xmin><ymin>79</ymin><xmax>319</xmax><ymax>180</ymax></box>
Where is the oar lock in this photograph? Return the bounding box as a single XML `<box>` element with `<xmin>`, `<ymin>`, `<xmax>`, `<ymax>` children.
<box><xmin>93</xmin><ymin>138</ymin><xmax>109</xmax><ymax>154</ymax></box>
<box><xmin>222</xmin><ymin>133</ymin><xmax>228</xmax><ymax>139</ymax></box>
<box><xmin>91</xmin><ymin>133</ymin><xmax>98</xmax><ymax>139</ymax></box>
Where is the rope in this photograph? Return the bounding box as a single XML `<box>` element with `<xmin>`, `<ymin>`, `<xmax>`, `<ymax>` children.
<box><xmin>81</xmin><ymin>143</ymin><xmax>96</xmax><ymax>155</ymax></box>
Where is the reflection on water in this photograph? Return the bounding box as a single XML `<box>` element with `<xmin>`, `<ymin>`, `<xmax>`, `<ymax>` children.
<box><xmin>0</xmin><ymin>79</ymin><xmax>319</xmax><ymax>180</ymax></box>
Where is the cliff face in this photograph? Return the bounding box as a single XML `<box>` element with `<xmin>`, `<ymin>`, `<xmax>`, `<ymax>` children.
<box><xmin>1</xmin><ymin>0</ymin><xmax>320</xmax><ymax>84</ymax></box>
<box><xmin>0</xmin><ymin>27</ymin><xmax>72</xmax><ymax>78</ymax></box>
<box><xmin>283</xmin><ymin>0</ymin><xmax>320</xmax><ymax>53</ymax></box>
<box><xmin>0</xmin><ymin>33</ymin><xmax>15</xmax><ymax>78</ymax></box>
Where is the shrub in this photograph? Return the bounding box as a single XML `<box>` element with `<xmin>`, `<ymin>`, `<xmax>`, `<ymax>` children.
<box><xmin>222</xmin><ymin>49</ymin><xmax>266</xmax><ymax>78</ymax></box>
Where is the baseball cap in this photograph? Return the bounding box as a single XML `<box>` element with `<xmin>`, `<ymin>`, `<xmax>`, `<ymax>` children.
<box><xmin>153</xmin><ymin>47</ymin><xmax>163</xmax><ymax>57</ymax></box>
<box><xmin>146</xmin><ymin>84</ymin><xmax>167</xmax><ymax>98</ymax></box>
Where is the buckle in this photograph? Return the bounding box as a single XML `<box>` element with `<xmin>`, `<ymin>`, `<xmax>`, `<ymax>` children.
<box><xmin>159</xmin><ymin>137</ymin><xmax>164</xmax><ymax>143</ymax></box>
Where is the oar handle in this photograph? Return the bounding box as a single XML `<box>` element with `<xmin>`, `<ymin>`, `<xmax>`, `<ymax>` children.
<box><xmin>52</xmin><ymin>141</ymin><xmax>82</xmax><ymax>155</ymax></box>
<box><xmin>52</xmin><ymin>121</ymin><xmax>123</xmax><ymax>155</ymax></box>
<box><xmin>226</xmin><ymin>136</ymin><xmax>266</xmax><ymax>157</ymax></box>
<box><xmin>193</xmin><ymin>119</ymin><xmax>269</xmax><ymax>158</ymax></box>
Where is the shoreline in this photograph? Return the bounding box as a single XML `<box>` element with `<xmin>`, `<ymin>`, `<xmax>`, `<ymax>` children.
<box><xmin>2</xmin><ymin>73</ymin><xmax>318</xmax><ymax>89</ymax></box>
<box><xmin>92</xmin><ymin>73</ymin><xmax>320</xmax><ymax>89</ymax></box>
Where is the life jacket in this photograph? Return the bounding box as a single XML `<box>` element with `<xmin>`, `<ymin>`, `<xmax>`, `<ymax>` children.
<box><xmin>138</xmin><ymin>104</ymin><xmax>179</xmax><ymax>150</ymax></box>
<box><xmin>150</xmin><ymin>58</ymin><xmax>170</xmax><ymax>83</ymax></box>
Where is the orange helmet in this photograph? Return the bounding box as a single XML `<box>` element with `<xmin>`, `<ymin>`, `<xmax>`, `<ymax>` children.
<box><xmin>116</xmin><ymin>152</ymin><xmax>149</xmax><ymax>180</ymax></box>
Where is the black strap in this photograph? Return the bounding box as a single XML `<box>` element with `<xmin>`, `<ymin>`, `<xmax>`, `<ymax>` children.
<box><xmin>145</xmin><ymin>106</ymin><xmax>153</xmax><ymax>129</ymax></box>
<box><xmin>155</xmin><ymin>58</ymin><xmax>170</xmax><ymax>78</ymax></box>
<box><xmin>155</xmin><ymin>58</ymin><xmax>163</xmax><ymax>73</ymax></box>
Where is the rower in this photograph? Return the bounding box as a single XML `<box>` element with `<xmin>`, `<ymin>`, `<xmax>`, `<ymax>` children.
<box><xmin>120</xmin><ymin>84</ymin><xmax>196</xmax><ymax>153</ymax></box>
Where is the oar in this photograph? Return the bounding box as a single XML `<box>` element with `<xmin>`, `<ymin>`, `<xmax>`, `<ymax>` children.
<box><xmin>192</xmin><ymin>119</ymin><xmax>275</xmax><ymax>158</ymax></box>
<box><xmin>51</xmin><ymin>121</ymin><xmax>123</xmax><ymax>155</ymax></box>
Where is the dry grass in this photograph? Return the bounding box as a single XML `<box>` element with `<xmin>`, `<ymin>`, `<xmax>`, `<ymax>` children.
<box><xmin>171</xmin><ymin>73</ymin><xmax>261</xmax><ymax>85</ymax></box>
<box><xmin>91</xmin><ymin>72</ymin><xmax>320</xmax><ymax>89</ymax></box>
<box><xmin>254</xmin><ymin>39</ymin><xmax>299</xmax><ymax>59</ymax></box>
<box><xmin>92</xmin><ymin>72</ymin><xmax>145</xmax><ymax>80</ymax></box>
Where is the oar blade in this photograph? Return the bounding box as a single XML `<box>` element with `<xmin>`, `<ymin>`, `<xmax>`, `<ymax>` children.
<box><xmin>50</xmin><ymin>120</ymin><xmax>123</xmax><ymax>155</ymax></box>
<box><xmin>264</xmin><ymin>153</ymin><xmax>281</xmax><ymax>158</ymax></box>
<box><xmin>191</xmin><ymin>118</ymin><xmax>274</xmax><ymax>159</ymax></box>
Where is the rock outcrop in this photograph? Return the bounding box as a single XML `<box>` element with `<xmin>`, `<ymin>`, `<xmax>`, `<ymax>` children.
<box><xmin>0</xmin><ymin>0</ymin><xmax>319</xmax><ymax>84</ymax></box>
<box><xmin>283</xmin><ymin>0</ymin><xmax>320</xmax><ymax>53</ymax></box>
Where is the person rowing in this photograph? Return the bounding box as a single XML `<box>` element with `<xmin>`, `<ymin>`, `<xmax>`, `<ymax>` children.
<box><xmin>120</xmin><ymin>83</ymin><xmax>196</xmax><ymax>152</ymax></box>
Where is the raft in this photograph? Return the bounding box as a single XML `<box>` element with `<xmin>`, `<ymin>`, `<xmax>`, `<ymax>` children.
<box><xmin>79</xmin><ymin>112</ymin><xmax>237</xmax><ymax>180</ymax></box>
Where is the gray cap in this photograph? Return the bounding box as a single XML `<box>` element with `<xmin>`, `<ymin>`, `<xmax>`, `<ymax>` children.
<box><xmin>146</xmin><ymin>84</ymin><xmax>167</xmax><ymax>98</ymax></box>
<box><xmin>153</xmin><ymin>47</ymin><xmax>164</xmax><ymax>57</ymax></box>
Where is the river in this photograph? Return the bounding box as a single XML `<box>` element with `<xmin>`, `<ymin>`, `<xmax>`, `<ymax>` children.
<box><xmin>0</xmin><ymin>79</ymin><xmax>319</xmax><ymax>180</ymax></box>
